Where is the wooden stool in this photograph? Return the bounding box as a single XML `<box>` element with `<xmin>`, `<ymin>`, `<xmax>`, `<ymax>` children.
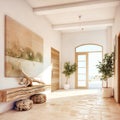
<box><xmin>14</xmin><ymin>99</ymin><xmax>33</xmax><ymax>111</ymax></box>
<box><xmin>30</xmin><ymin>94</ymin><xmax>46</xmax><ymax>104</ymax></box>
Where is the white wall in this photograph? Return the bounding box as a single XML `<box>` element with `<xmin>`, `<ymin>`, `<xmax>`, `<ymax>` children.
<box><xmin>112</xmin><ymin>4</ymin><xmax>120</xmax><ymax>39</ymax></box>
<box><xmin>0</xmin><ymin>0</ymin><xmax>61</xmax><ymax>113</ymax></box>
<box><xmin>61</xmin><ymin>30</ymin><xmax>109</xmax><ymax>89</ymax></box>
<box><xmin>112</xmin><ymin>4</ymin><xmax>120</xmax><ymax>103</ymax></box>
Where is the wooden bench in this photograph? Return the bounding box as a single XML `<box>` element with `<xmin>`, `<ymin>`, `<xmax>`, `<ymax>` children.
<box><xmin>0</xmin><ymin>85</ymin><xmax>46</xmax><ymax>102</ymax></box>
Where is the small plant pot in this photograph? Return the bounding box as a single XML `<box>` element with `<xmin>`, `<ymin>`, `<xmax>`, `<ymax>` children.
<box><xmin>64</xmin><ymin>84</ymin><xmax>70</xmax><ymax>90</ymax></box>
<box><xmin>102</xmin><ymin>87</ymin><xmax>113</xmax><ymax>98</ymax></box>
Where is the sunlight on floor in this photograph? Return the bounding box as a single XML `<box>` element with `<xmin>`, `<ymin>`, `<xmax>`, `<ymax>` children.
<box><xmin>43</xmin><ymin>89</ymin><xmax>102</xmax><ymax>99</ymax></box>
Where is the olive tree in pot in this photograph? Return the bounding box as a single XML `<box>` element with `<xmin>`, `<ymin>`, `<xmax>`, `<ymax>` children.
<box><xmin>96</xmin><ymin>52</ymin><xmax>114</xmax><ymax>97</ymax></box>
<box><xmin>62</xmin><ymin>62</ymin><xmax>77</xmax><ymax>89</ymax></box>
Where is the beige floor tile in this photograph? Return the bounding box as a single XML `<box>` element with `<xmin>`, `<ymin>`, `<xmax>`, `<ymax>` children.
<box><xmin>0</xmin><ymin>89</ymin><xmax>120</xmax><ymax>120</ymax></box>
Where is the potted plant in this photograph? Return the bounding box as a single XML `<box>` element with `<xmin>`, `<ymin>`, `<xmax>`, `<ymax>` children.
<box><xmin>62</xmin><ymin>61</ymin><xmax>77</xmax><ymax>89</ymax></box>
<box><xmin>96</xmin><ymin>52</ymin><xmax>114</xmax><ymax>97</ymax></box>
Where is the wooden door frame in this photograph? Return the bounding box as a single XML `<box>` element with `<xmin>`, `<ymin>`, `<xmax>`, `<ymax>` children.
<box><xmin>75</xmin><ymin>52</ymin><xmax>88</xmax><ymax>89</ymax></box>
<box><xmin>51</xmin><ymin>47</ymin><xmax>60</xmax><ymax>92</ymax></box>
<box><xmin>118</xmin><ymin>33</ymin><xmax>120</xmax><ymax>103</ymax></box>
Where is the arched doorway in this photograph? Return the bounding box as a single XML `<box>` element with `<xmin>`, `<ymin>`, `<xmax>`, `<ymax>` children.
<box><xmin>75</xmin><ymin>44</ymin><xmax>103</xmax><ymax>89</ymax></box>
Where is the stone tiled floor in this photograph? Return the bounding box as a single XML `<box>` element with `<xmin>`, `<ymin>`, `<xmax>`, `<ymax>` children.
<box><xmin>0</xmin><ymin>89</ymin><xmax>120</xmax><ymax>120</ymax></box>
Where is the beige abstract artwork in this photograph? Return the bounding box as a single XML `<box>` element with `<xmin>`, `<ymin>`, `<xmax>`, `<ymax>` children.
<box><xmin>5</xmin><ymin>15</ymin><xmax>43</xmax><ymax>77</ymax></box>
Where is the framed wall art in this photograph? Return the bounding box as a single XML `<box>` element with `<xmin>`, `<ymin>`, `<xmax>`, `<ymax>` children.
<box><xmin>5</xmin><ymin>15</ymin><xmax>43</xmax><ymax>77</ymax></box>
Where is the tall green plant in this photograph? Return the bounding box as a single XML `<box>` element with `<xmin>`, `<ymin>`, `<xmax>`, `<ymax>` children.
<box><xmin>96</xmin><ymin>52</ymin><xmax>114</xmax><ymax>88</ymax></box>
<box><xmin>62</xmin><ymin>62</ymin><xmax>77</xmax><ymax>84</ymax></box>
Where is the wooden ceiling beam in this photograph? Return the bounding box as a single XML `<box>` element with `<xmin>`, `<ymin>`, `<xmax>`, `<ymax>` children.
<box><xmin>52</xmin><ymin>19</ymin><xmax>114</xmax><ymax>30</ymax></box>
<box><xmin>33</xmin><ymin>0</ymin><xmax>120</xmax><ymax>15</ymax></box>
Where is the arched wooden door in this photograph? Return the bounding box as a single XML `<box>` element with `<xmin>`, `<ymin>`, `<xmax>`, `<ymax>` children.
<box><xmin>75</xmin><ymin>44</ymin><xmax>103</xmax><ymax>89</ymax></box>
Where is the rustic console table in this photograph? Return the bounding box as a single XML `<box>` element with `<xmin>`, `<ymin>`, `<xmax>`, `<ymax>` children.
<box><xmin>0</xmin><ymin>85</ymin><xmax>46</xmax><ymax>102</ymax></box>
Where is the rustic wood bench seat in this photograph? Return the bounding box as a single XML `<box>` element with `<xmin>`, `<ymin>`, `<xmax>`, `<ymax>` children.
<box><xmin>0</xmin><ymin>85</ymin><xmax>46</xmax><ymax>102</ymax></box>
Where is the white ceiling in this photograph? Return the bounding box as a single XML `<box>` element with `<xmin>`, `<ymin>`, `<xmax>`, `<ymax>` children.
<box><xmin>26</xmin><ymin>0</ymin><xmax>91</xmax><ymax>8</ymax></box>
<box><xmin>26</xmin><ymin>0</ymin><xmax>120</xmax><ymax>33</ymax></box>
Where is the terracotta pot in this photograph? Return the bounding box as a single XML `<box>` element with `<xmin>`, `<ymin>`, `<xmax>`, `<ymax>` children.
<box><xmin>102</xmin><ymin>87</ymin><xmax>113</xmax><ymax>97</ymax></box>
<box><xmin>64</xmin><ymin>84</ymin><xmax>70</xmax><ymax>90</ymax></box>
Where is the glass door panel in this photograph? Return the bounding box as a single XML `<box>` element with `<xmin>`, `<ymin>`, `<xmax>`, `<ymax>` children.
<box><xmin>76</xmin><ymin>53</ymin><xmax>88</xmax><ymax>88</ymax></box>
<box><xmin>78</xmin><ymin>55</ymin><xmax>86</xmax><ymax>61</ymax></box>
<box><xmin>78</xmin><ymin>62</ymin><xmax>86</xmax><ymax>67</ymax></box>
<box><xmin>78</xmin><ymin>68</ymin><xmax>86</xmax><ymax>74</ymax></box>
<box><xmin>88</xmin><ymin>52</ymin><xmax>102</xmax><ymax>88</ymax></box>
